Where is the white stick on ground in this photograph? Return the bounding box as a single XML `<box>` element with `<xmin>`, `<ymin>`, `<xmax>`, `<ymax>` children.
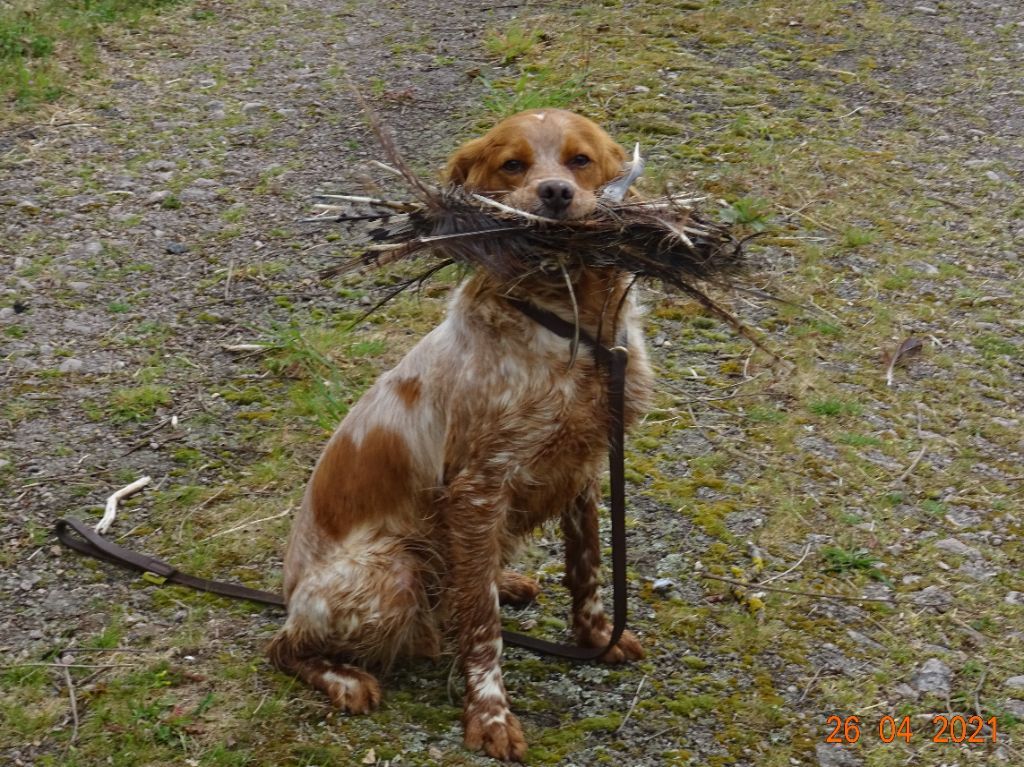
<box><xmin>95</xmin><ymin>476</ymin><xmax>151</xmax><ymax>534</ymax></box>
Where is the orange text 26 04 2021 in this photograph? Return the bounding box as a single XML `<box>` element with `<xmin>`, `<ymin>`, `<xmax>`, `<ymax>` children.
<box><xmin>824</xmin><ymin>714</ymin><xmax>999</xmax><ymax>745</ymax></box>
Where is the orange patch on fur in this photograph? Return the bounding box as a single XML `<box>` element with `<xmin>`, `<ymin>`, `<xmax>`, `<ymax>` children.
<box><xmin>310</xmin><ymin>426</ymin><xmax>416</xmax><ymax>539</ymax></box>
<box><xmin>394</xmin><ymin>376</ymin><xmax>422</xmax><ymax>407</ymax></box>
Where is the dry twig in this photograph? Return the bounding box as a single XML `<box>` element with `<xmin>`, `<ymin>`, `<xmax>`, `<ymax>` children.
<box><xmin>95</xmin><ymin>476</ymin><xmax>151</xmax><ymax>534</ymax></box>
<box><xmin>700</xmin><ymin>573</ymin><xmax>897</xmax><ymax>603</ymax></box>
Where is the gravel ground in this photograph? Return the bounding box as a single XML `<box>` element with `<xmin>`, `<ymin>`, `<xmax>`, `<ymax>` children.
<box><xmin>2</xmin><ymin>0</ymin><xmax>1023</xmax><ymax>765</ymax></box>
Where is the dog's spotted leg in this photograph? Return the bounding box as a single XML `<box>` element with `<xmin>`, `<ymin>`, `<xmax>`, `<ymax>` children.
<box><xmin>561</xmin><ymin>480</ymin><xmax>644</xmax><ymax>663</ymax></box>
<box><xmin>448</xmin><ymin>479</ymin><xmax>527</xmax><ymax>762</ymax></box>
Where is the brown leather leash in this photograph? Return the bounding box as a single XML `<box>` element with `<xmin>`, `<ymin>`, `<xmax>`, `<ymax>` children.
<box><xmin>55</xmin><ymin>298</ymin><xmax>634</xmax><ymax>662</ymax></box>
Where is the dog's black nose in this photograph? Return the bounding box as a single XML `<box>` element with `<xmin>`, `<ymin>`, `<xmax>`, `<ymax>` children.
<box><xmin>537</xmin><ymin>179</ymin><xmax>575</xmax><ymax>215</ymax></box>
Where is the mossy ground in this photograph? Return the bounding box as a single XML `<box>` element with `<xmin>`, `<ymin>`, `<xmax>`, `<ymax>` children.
<box><xmin>2</xmin><ymin>0</ymin><xmax>1022</xmax><ymax>765</ymax></box>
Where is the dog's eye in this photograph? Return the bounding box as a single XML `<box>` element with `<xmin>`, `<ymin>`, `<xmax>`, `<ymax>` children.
<box><xmin>568</xmin><ymin>154</ymin><xmax>591</xmax><ymax>168</ymax></box>
<box><xmin>501</xmin><ymin>159</ymin><xmax>526</xmax><ymax>173</ymax></box>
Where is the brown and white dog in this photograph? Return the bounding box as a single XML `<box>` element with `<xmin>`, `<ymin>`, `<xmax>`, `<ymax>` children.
<box><xmin>268</xmin><ymin>109</ymin><xmax>653</xmax><ymax>761</ymax></box>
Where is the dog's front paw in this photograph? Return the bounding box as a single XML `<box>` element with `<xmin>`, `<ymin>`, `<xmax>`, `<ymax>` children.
<box><xmin>464</xmin><ymin>703</ymin><xmax>527</xmax><ymax>762</ymax></box>
<box><xmin>580</xmin><ymin>627</ymin><xmax>645</xmax><ymax>664</ymax></box>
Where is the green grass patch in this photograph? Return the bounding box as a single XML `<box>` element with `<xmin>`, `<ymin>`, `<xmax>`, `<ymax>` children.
<box><xmin>110</xmin><ymin>384</ymin><xmax>171</xmax><ymax>421</ymax></box>
<box><xmin>1</xmin><ymin>0</ymin><xmax>185</xmax><ymax>108</ymax></box>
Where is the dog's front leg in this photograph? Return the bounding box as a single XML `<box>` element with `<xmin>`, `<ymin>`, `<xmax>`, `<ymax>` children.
<box><xmin>561</xmin><ymin>479</ymin><xmax>645</xmax><ymax>663</ymax></box>
<box><xmin>448</xmin><ymin>478</ymin><xmax>527</xmax><ymax>762</ymax></box>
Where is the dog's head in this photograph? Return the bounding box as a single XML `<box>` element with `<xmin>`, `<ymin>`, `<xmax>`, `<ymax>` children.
<box><xmin>445</xmin><ymin>109</ymin><xmax>626</xmax><ymax>220</ymax></box>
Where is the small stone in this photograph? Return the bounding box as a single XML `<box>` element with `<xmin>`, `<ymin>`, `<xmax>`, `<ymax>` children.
<box><xmin>846</xmin><ymin>629</ymin><xmax>884</xmax><ymax>651</ymax></box>
<box><xmin>144</xmin><ymin>190</ymin><xmax>171</xmax><ymax>205</ymax></box>
<box><xmin>1004</xmin><ymin>676</ymin><xmax>1024</xmax><ymax>691</ymax></box>
<box><xmin>912</xmin><ymin>585</ymin><xmax>952</xmax><ymax>612</ymax></box>
<box><xmin>1004</xmin><ymin>700</ymin><xmax>1024</xmax><ymax>718</ymax></box>
<box><xmin>81</xmin><ymin>240</ymin><xmax>103</xmax><ymax>257</ymax></box>
<box><xmin>67</xmin><ymin>281</ymin><xmax>91</xmax><ymax>293</ymax></box>
<box><xmin>633</xmin><ymin>85</ymin><xmax>650</xmax><ymax>93</ymax></box>
<box><xmin>63</xmin><ymin>319</ymin><xmax>93</xmax><ymax>334</ymax></box>
<box><xmin>0</xmin><ymin>458</ymin><xmax>10</xmax><ymax>470</ymax></box>
<box><xmin>14</xmin><ymin>256</ymin><xmax>28</xmax><ymax>269</ymax></box>
<box><xmin>652</xmin><ymin>578</ymin><xmax>676</xmax><ymax>593</ymax></box>
<box><xmin>17</xmin><ymin>200</ymin><xmax>41</xmax><ymax>215</ymax></box>
<box><xmin>242</xmin><ymin>101</ymin><xmax>265</xmax><ymax>114</ymax></box>
<box><xmin>985</xmin><ymin>170</ymin><xmax>1002</xmax><ymax>183</ymax></box>
<box><xmin>892</xmin><ymin>683</ymin><xmax>918</xmax><ymax>700</ymax></box>
<box><xmin>913</xmin><ymin>5</ymin><xmax>938</xmax><ymax>14</ymax></box>
<box><xmin>58</xmin><ymin>358</ymin><xmax>84</xmax><ymax>373</ymax></box>
<box><xmin>814</xmin><ymin>742</ymin><xmax>860</xmax><ymax>767</ymax></box>
<box><xmin>165</xmin><ymin>242</ymin><xmax>189</xmax><ymax>255</ymax></box>
<box><xmin>1005</xmin><ymin>591</ymin><xmax>1024</xmax><ymax>605</ymax></box>
<box><xmin>152</xmin><ymin>171</ymin><xmax>174</xmax><ymax>183</ymax></box>
<box><xmin>913</xmin><ymin>658</ymin><xmax>952</xmax><ymax>696</ymax></box>
<box><xmin>191</xmin><ymin>177</ymin><xmax>218</xmax><ymax>188</ymax></box>
<box><xmin>179</xmin><ymin>187</ymin><xmax>214</xmax><ymax>202</ymax></box>
<box><xmin>207</xmin><ymin>100</ymin><xmax>225</xmax><ymax>111</ymax></box>
<box><xmin>652</xmin><ymin>334</ymin><xmax>667</xmax><ymax>347</ymax></box>
<box><xmin>210</xmin><ymin>109</ymin><xmax>227</xmax><ymax>121</ymax></box>
<box><xmin>934</xmin><ymin>537</ymin><xmax>980</xmax><ymax>558</ymax></box>
<box><xmin>146</xmin><ymin>159</ymin><xmax>175</xmax><ymax>172</ymax></box>
<box><xmin>0</xmin><ymin>307</ymin><xmax>14</xmax><ymax>321</ymax></box>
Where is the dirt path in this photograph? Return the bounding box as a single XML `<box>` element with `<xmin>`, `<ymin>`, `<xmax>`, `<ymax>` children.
<box><xmin>3</xmin><ymin>1</ymin><xmax>1024</xmax><ymax>765</ymax></box>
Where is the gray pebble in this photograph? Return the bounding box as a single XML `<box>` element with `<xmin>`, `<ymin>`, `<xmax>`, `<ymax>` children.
<box><xmin>58</xmin><ymin>358</ymin><xmax>84</xmax><ymax>373</ymax></box>
<box><xmin>934</xmin><ymin>537</ymin><xmax>980</xmax><ymax>558</ymax></box>
<box><xmin>83</xmin><ymin>240</ymin><xmax>103</xmax><ymax>257</ymax></box>
<box><xmin>145</xmin><ymin>190</ymin><xmax>171</xmax><ymax>205</ymax></box>
<box><xmin>67</xmin><ymin>281</ymin><xmax>91</xmax><ymax>293</ymax></box>
<box><xmin>913</xmin><ymin>658</ymin><xmax>952</xmax><ymax>696</ymax></box>
<box><xmin>1005</xmin><ymin>591</ymin><xmax>1024</xmax><ymax>605</ymax></box>
<box><xmin>912</xmin><ymin>585</ymin><xmax>952</xmax><ymax>612</ymax></box>
<box><xmin>652</xmin><ymin>578</ymin><xmax>676</xmax><ymax>593</ymax></box>
<box><xmin>179</xmin><ymin>188</ymin><xmax>215</xmax><ymax>202</ymax></box>
<box><xmin>242</xmin><ymin>101</ymin><xmax>265</xmax><ymax>114</ymax></box>
<box><xmin>892</xmin><ymin>683</ymin><xmax>918</xmax><ymax>700</ymax></box>
<box><xmin>913</xmin><ymin>5</ymin><xmax>938</xmax><ymax>14</ymax></box>
<box><xmin>165</xmin><ymin>242</ymin><xmax>190</xmax><ymax>255</ymax></box>
<box><xmin>814</xmin><ymin>741</ymin><xmax>860</xmax><ymax>766</ymax></box>
<box><xmin>1004</xmin><ymin>675</ymin><xmax>1024</xmax><ymax>691</ymax></box>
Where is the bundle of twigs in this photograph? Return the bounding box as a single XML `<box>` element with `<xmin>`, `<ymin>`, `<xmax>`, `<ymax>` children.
<box><xmin>305</xmin><ymin>118</ymin><xmax>763</xmax><ymax>345</ymax></box>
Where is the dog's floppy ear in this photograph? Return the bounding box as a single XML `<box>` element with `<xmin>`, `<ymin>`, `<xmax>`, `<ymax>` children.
<box><xmin>596</xmin><ymin>137</ymin><xmax>628</xmax><ymax>187</ymax></box>
<box><xmin>444</xmin><ymin>136</ymin><xmax>489</xmax><ymax>186</ymax></box>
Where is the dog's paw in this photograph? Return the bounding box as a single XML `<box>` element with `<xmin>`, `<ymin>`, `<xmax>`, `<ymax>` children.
<box><xmin>580</xmin><ymin>627</ymin><xmax>645</xmax><ymax>664</ymax></box>
<box><xmin>464</xmin><ymin>704</ymin><xmax>527</xmax><ymax>762</ymax></box>
<box><xmin>321</xmin><ymin>665</ymin><xmax>381</xmax><ymax>714</ymax></box>
<box><xmin>498</xmin><ymin>570</ymin><xmax>541</xmax><ymax>606</ymax></box>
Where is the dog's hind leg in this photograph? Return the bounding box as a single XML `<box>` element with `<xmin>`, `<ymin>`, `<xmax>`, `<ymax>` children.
<box><xmin>268</xmin><ymin>538</ymin><xmax>437</xmax><ymax>711</ymax></box>
<box><xmin>497</xmin><ymin>570</ymin><xmax>541</xmax><ymax>606</ymax></box>
<box><xmin>267</xmin><ymin>630</ymin><xmax>381</xmax><ymax>713</ymax></box>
